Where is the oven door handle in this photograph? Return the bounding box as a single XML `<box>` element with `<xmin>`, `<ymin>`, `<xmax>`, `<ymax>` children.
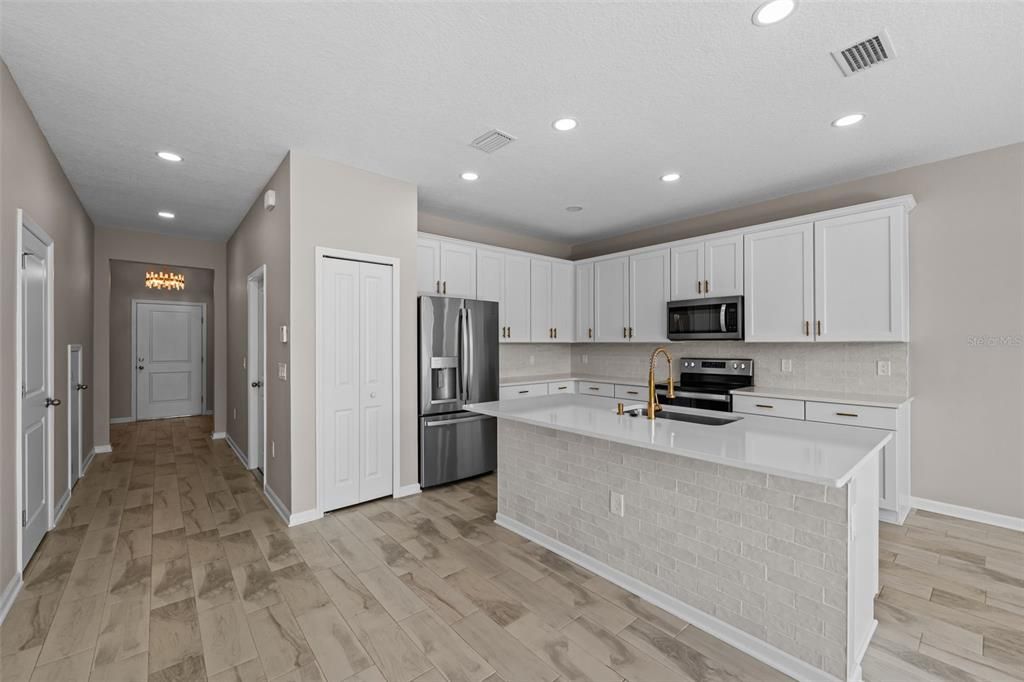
<box><xmin>658</xmin><ymin>389</ymin><xmax>731</xmax><ymax>403</ymax></box>
<box><xmin>720</xmin><ymin>304</ymin><xmax>727</xmax><ymax>333</ymax></box>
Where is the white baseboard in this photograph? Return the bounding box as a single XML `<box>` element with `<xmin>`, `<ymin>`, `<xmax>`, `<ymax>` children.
<box><xmin>82</xmin><ymin>448</ymin><xmax>97</xmax><ymax>475</ymax></box>
<box><xmin>290</xmin><ymin>508</ymin><xmax>323</xmax><ymax>526</ymax></box>
<box><xmin>94</xmin><ymin>444</ymin><xmax>113</xmax><ymax>454</ymax></box>
<box><xmin>495</xmin><ymin>513</ymin><xmax>841</xmax><ymax>682</ymax></box>
<box><xmin>224</xmin><ymin>433</ymin><xmax>249</xmax><ymax>469</ymax></box>
<box><xmin>264</xmin><ymin>484</ymin><xmax>322</xmax><ymax>527</ymax></box>
<box><xmin>394</xmin><ymin>483</ymin><xmax>421</xmax><ymax>498</ymax></box>
<box><xmin>210</xmin><ymin>431</ymin><xmax>226</xmax><ymax>440</ymax></box>
<box><xmin>0</xmin><ymin>573</ymin><xmax>23</xmax><ymax>625</ymax></box>
<box><xmin>52</xmin><ymin>488</ymin><xmax>72</xmax><ymax>527</ymax></box>
<box><xmin>109</xmin><ymin>417</ymin><xmax>134</xmax><ymax>424</ymax></box>
<box><xmin>911</xmin><ymin>497</ymin><xmax>1024</xmax><ymax>532</ymax></box>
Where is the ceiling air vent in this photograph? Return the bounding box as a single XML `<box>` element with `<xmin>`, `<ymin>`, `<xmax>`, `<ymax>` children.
<box><xmin>470</xmin><ymin>129</ymin><xmax>516</xmax><ymax>153</ymax></box>
<box><xmin>831</xmin><ymin>30</ymin><xmax>896</xmax><ymax>77</ymax></box>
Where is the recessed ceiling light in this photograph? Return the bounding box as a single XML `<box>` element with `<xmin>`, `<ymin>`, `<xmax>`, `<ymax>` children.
<box><xmin>565</xmin><ymin>206</ymin><xmax>584</xmax><ymax>212</ymax></box>
<box><xmin>156</xmin><ymin>151</ymin><xmax>183</xmax><ymax>162</ymax></box>
<box><xmin>752</xmin><ymin>0</ymin><xmax>796</xmax><ymax>26</ymax></box>
<box><xmin>461</xmin><ymin>172</ymin><xmax>479</xmax><ymax>181</ymax></box>
<box><xmin>661</xmin><ymin>173</ymin><xmax>681</xmax><ymax>182</ymax></box>
<box><xmin>157</xmin><ymin>211</ymin><xmax>175</xmax><ymax>219</ymax></box>
<box><xmin>553</xmin><ymin>118</ymin><xmax>578</xmax><ymax>132</ymax></box>
<box><xmin>832</xmin><ymin>113</ymin><xmax>865</xmax><ymax>128</ymax></box>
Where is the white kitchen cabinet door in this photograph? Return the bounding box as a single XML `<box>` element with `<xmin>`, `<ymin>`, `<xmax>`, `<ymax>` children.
<box><xmin>576</xmin><ymin>262</ymin><xmax>595</xmax><ymax>342</ymax></box>
<box><xmin>530</xmin><ymin>259</ymin><xmax>553</xmax><ymax>342</ymax></box>
<box><xmin>439</xmin><ymin>242</ymin><xmax>476</xmax><ymax>298</ymax></box>
<box><xmin>503</xmin><ymin>254</ymin><xmax>531</xmax><ymax>342</ymax></box>
<box><xmin>670</xmin><ymin>241</ymin><xmax>704</xmax><ymax>301</ymax></box>
<box><xmin>629</xmin><ymin>249</ymin><xmax>670</xmax><ymax>342</ymax></box>
<box><xmin>593</xmin><ymin>256</ymin><xmax>629</xmax><ymax>342</ymax></box>
<box><xmin>551</xmin><ymin>261</ymin><xmax>575</xmax><ymax>342</ymax></box>
<box><xmin>705</xmin><ymin>234</ymin><xmax>743</xmax><ymax>298</ymax></box>
<box><xmin>814</xmin><ymin>207</ymin><xmax>907</xmax><ymax>341</ymax></box>
<box><xmin>476</xmin><ymin>249</ymin><xmax>504</xmax><ymax>303</ymax></box>
<box><xmin>417</xmin><ymin>237</ymin><xmax>441</xmax><ymax>295</ymax></box>
<box><xmin>744</xmin><ymin>223</ymin><xmax>814</xmax><ymax>342</ymax></box>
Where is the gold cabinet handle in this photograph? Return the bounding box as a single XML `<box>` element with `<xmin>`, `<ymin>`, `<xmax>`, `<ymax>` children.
<box><xmin>755</xmin><ymin>404</ymin><xmax>774</xmax><ymax>409</ymax></box>
<box><xmin>629</xmin><ymin>327</ymin><xmax>633</xmax><ymax>338</ymax></box>
<box><xmin>835</xmin><ymin>412</ymin><xmax>859</xmax><ymax>418</ymax></box>
<box><xmin>554</xmin><ymin>328</ymin><xmax>558</xmax><ymax>339</ymax></box>
<box><xmin>623</xmin><ymin>327</ymin><xmax>627</xmax><ymax>338</ymax></box>
<box><xmin>697</xmin><ymin>280</ymin><xmax>702</xmax><ymax>294</ymax></box>
<box><xmin>436</xmin><ymin>280</ymin><xmax>440</xmax><ymax>293</ymax></box>
<box><xmin>704</xmin><ymin>279</ymin><xmax>709</xmax><ymax>293</ymax></box>
<box><xmin>804</xmin><ymin>321</ymin><xmax>810</xmax><ymax>336</ymax></box>
<box><xmin>589</xmin><ymin>387</ymin><xmax>600</xmax><ymax>391</ymax></box>
<box><xmin>588</xmin><ymin>327</ymin><xmax>592</xmax><ymax>339</ymax></box>
<box><xmin>626</xmin><ymin>390</ymin><xmax>639</xmax><ymax>395</ymax></box>
<box><xmin>443</xmin><ymin>281</ymin><xmax>447</xmax><ymax>295</ymax></box>
<box><xmin>518</xmin><ymin>390</ymin><xmax>529</xmax><ymax>394</ymax></box>
<box><xmin>817</xmin><ymin>320</ymin><xmax>822</xmax><ymax>336</ymax></box>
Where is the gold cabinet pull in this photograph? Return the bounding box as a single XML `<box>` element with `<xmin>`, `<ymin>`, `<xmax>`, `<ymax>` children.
<box><xmin>626</xmin><ymin>390</ymin><xmax>639</xmax><ymax>395</ymax></box>
<box><xmin>629</xmin><ymin>327</ymin><xmax>633</xmax><ymax>338</ymax></box>
<box><xmin>443</xmin><ymin>281</ymin><xmax>447</xmax><ymax>295</ymax></box>
<box><xmin>554</xmin><ymin>328</ymin><xmax>558</xmax><ymax>339</ymax></box>
<box><xmin>588</xmin><ymin>327</ymin><xmax>592</xmax><ymax>339</ymax></box>
<box><xmin>623</xmin><ymin>327</ymin><xmax>627</xmax><ymax>338</ymax></box>
<box><xmin>435</xmin><ymin>280</ymin><xmax>440</xmax><ymax>293</ymax></box>
<box><xmin>704</xmin><ymin>279</ymin><xmax>709</xmax><ymax>293</ymax></box>
<box><xmin>755</xmin><ymin>404</ymin><xmax>774</xmax><ymax>409</ymax></box>
<box><xmin>835</xmin><ymin>412</ymin><xmax>859</xmax><ymax>418</ymax></box>
<box><xmin>697</xmin><ymin>280</ymin><xmax>702</xmax><ymax>294</ymax></box>
<box><xmin>804</xmin><ymin>321</ymin><xmax>810</xmax><ymax>336</ymax></box>
<box><xmin>817</xmin><ymin>320</ymin><xmax>822</xmax><ymax>336</ymax></box>
<box><xmin>589</xmin><ymin>386</ymin><xmax>600</xmax><ymax>391</ymax></box>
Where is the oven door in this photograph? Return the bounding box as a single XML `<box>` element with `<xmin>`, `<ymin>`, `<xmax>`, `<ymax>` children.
<box><xmin>657</xmin><ymin>389</ymin><xmax>732</xmax><ymax>412</ymax></box>
<box><xmin>667</xmin><ymin>296</ymin><xmax>743</xmax><ymax>340</ymax></box>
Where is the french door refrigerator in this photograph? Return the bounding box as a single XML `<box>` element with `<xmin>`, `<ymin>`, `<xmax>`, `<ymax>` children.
<box><xmin>418</xmin><ymin>296</ymin><xmax>499</xmax><ymax>488</ymax></box>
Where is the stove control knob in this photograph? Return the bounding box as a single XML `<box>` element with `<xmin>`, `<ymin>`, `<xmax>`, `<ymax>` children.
<box><xmin>741</xmin><ymin>363</ymin><xmax>746</xmax><ymax>369</ymax></box>
<box><xmin>733</xmin><ymin>363</ymin><xmax>738</xmax><ymax>369</ymax></box>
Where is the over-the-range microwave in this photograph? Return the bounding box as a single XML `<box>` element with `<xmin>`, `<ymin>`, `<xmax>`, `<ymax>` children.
<box><xmin>667</xmin><ymin>296</ymin><xmax>743</xmax><ymax>340</ymax></box>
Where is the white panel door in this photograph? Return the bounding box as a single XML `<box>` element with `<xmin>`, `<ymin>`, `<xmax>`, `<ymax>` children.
<box><xmin>705</xmin><ymin>234</ymin><xmax>744</xmax><ymax>298</ymax></box>
<box><xmin>744</xmin><ymin>223</ymin><xmax>814</xmax><ymax>342</ymax></box>
<box><xmin>248</xmin><ymin>273</ymin><xmax>266</xmax><ymax>472</ymax></box>
<box><xmin>136</xmin><ymin>303</ymin><xmax>204</xmax><ymax>419</ymax></box>
<box><xmin>530</xmin><ymin>259</ymin><xmax>553</xmax><ymax>342</ymax></box>
<box><xmin>551</xmin><ymin>261</ymin><xmax>575</xmax><ymax>342</ymax></box>
<box><xmin>357</xmin><ymin>261</ymin><xmax>394</xmax><ymax>502</ymax></box>
<box><xmin>814</xmin><ymin>207</ymin><xmax>906</xmax><ymax>341</ymax></box>
<box><xmin>439</xmin><ymin>242</ymin><xmax>476</xmax><ymax>297</ymax></box>
<box><xmin>503</xmin><ymin>254</ymin><xmax>531</xmax><ymax>342</ymax></box>
<box><xmin>21</xmin><ymin>228</ymin><xmax>49</xmax><ymax>567</ymax></box>
<box><xmin>320</xmin><ymin>259</ymin><xmax>360</xmax><ymax>509</ymax></box>
<box><xmin>629</xmin><ymin>249</ymin><xmax>670</xmax><ymax>342</ymax></box>
<box><xmin>416</xmin><ymin>238</ymin><xmax>441</xmax><ymax>295</ymax></box>
<box><xmin>670</xmin><ymin>242</ymin><xmax>704</xmax><ymax>301</ymax></box>
<box><xmin>575</xmin><ymin>262</ymin><xmax>595</xmax><ymax>342</ymax></box>
<box><xmin>593</xmin><ymin>256</ymin><xmax>629</xmax><ymax>342</ymax></box>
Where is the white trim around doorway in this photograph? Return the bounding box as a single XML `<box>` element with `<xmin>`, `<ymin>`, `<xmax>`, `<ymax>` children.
<box><xmin>314</xmin><ymin>247</ymin><xmax>403</xmax><ymax>518</ymax></box>
<box><xmin>130</xmin><ymin>299</ymin><xmax>207</xmax><ymax>421</ymax></box>
<box><xmin>247</xmin><ymin>264</ymin><xmax>268</xmax><ymax>494</ymax></box>
<box><xmin>66</xmin><ymin>344</ymin><xmax>84</xmax><ymax>493</ymax></box>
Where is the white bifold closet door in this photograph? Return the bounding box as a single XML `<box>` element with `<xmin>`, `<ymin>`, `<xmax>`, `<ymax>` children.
<box><xmin>319</xmin><ymin>257</ymin><xmax>394</xmax><ymax>511</ymax></box>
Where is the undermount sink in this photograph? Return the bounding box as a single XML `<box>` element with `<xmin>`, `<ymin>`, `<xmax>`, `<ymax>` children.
<box><xmin>625</xmin><ymin>407</ymin><xmax>740</xmax><ymax>426</ymax></box>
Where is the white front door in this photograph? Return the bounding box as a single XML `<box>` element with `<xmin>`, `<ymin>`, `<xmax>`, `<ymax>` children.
<box><xmin>21</xmin><ymin>227</ymin><xmax>50</xmax><ymax>568</ymax></box>
<box><xmin>135</xmin><ymin>302</ymin><xmax>204</xmax><ymax>420</ymax></box>
<box><xmin>319</xmin><ymin>257</ymin><xmax>394</xmax><ymax>511</ymax></box>
<box><xmin>69</xmin><ymin>346</ymin><xmax>83</xmax><ymax>483</ymax></box>
<box><xmin>248</xmin><ymin>271</ymin><xmax>266</xmax><ymax>472</ymax></box>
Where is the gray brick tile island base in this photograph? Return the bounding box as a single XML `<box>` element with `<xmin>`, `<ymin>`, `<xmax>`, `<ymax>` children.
<box><xmin>495</xmin><ymin>420</ymin><xmax>880</xmax><ymax>682</ymax></box>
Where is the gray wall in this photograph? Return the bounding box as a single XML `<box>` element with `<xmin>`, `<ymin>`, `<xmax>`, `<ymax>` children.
<box><xmin>226</xmin><ymin>155</ymin><xmax>291</xmax><ymax>507</ymax></box>
<box><xmin>419</xmin><ymin>211</ymin><xmax>572</xmax><ymax>259</ymax></box>
<box><xmin>571</xmin><ymin>143</ymin><xmax>1024</xmax><ymax>519</ymax></box>
<box><xmin>1</xmin><ymin>61</ymin><xmax>95</xmax><ymax>589</ymax></box>
<box><xmin>108</xmin><ymin>260</ymin><xmax>215</xmax><ymax>419</ymax></box>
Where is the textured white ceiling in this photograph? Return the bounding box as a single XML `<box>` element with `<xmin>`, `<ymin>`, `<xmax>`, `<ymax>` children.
<box><xmin>2</xmin><ymin>2</ymin><xmax>1022</xmax><ymax>242</ymax></box>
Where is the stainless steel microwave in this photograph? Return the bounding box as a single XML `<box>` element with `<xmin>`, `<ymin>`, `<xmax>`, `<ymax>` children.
<box><xmin>667</xmin><ymin>296</ymin><xmax>744</xmax><ymax>340</ymax></box>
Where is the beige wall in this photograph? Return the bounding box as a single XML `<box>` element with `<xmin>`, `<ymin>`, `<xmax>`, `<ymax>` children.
<box><xmin>572</xmin><ymin>144</ymin><xmax>1024</xmax><ymax>519</ymax></box>
<box><xmin>108</xmin><ymin>260</ymin><xmax>215</xmax><ymax>419</ymax></box>
<box><xmin>289</xmin><ymin>152</ymin><xmax>418</xmax><ymax>514</ymax></box>
<box><xmin>1</xmin><ymin>61</ymin><xmax>95</xmax><ymax>587</ymax></box>
<box><xmin>93</xmin><ymin>228</ymin><xmax>227</xmax><ymax>445</ymax></box>
<box><xmin>226</xmin><ymin>155</ymin><xmax>291</xmax><ymax>507</ymax></box>
<box><xmin>419</xmin><ymin>211</ymin><xmax>572</xmax><ymax>259</ymax></box>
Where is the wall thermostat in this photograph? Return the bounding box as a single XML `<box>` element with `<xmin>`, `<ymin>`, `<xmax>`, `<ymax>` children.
<box><xmin>264</xmin><ymin>189</ymin><xmax>277</xmax><ymax>211</ymax></box>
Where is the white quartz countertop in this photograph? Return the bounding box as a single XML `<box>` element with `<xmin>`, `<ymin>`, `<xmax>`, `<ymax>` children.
<box><xmin>499</xmin><ymin>373</ymin><xmax>644</xmax><ymax>387</ymax></box>
<box><xmin>467</xmin><ymin>394</ymin><xmax>890</xmax><ymax>487</ymax></box>
<box><xmin>731</xmin><ymin>386</ymin><xmax>912</xmax><ymax>408</ymax></box>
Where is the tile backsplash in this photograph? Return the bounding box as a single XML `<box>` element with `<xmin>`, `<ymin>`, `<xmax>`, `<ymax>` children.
<box><xmin>499</xmin><ymin>342</ymin><xmax>909</xmax><ymax>397</ymax></box>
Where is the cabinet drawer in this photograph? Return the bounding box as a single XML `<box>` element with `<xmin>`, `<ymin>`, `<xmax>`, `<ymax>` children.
<box><xmin>579</xmin><ymin>381</ymin><xmax>614</xmax><ymax>397</ymax></box>
<box><xmin>732</xmin><ymin>395</ymin><xmax>805</xmax><ymax>420</ymax></box>
<box><xmin>547</xmin><ymin>381</ymin><xmax>576</xmax><ymax>395</ymax></box>
<box><xmin>499</xmin><ymin>384</ymin><xmax>548</xmax><ymax>400</ymax></box>
<box><xmin>614</xmin><ymin>384</ymin><xmax>646</xmax><ymax>400</ymax></box>
<box><xmin>805</xmin><ymin>401</ymin><xmax>897</xmax><ymax>430</ymax></box>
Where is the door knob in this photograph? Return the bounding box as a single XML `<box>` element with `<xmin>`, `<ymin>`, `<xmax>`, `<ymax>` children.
<box><xmin>370</xmin><ymin>392</ymin><xmax>377</xmax><ymax>399</ymax></box>
<box><xmin>45</xmin><ymin>397</ymin><xmax>61</xmax><ymax>407</ymax></box>
<box><xmin>137</xmin><ymin>365</ymin><xmax>144</xmax><ymax>371</ymax></box>
<box><xmin>76</xmin><ymin>383</ymin><xmax>88</xmax><ymax>390</ymax></box>
<box><xmin>251</xmin><ymin>381</ymin><xmax>262</xmax><ymax>388</ymax></box>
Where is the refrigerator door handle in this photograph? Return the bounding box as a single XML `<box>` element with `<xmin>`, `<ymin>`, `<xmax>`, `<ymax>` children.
<box><xmin>459</xmin><ymin>307</ymin><xmax>470</xmax><ymax>402</ymax></box>
<box><xmin>466</xmin><ymin>306</ymin><xmax>475</xmax><ymax>403</ymax></box>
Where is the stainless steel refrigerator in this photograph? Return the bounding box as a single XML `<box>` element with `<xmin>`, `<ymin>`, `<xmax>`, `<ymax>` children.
<box><xmin>418</xmin><ymin>296</ymin><xmax>499</xmax><ymax>488</ymax></box>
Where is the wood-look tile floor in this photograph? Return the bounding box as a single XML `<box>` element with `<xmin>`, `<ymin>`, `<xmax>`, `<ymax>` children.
<box><xmin>2</xmin><ymin>416</ymin><xmax>1021</xmax><ymax>681</ymax></box>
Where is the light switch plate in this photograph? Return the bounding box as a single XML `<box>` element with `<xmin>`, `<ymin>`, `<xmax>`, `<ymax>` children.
<box><xmin>278</xmin><ymin>362</ymin><xmax>288</xmax><ymax>380</ymax></box>
<box><xmin>280</xmin><ymin>325</ymin><xmax>288</xmax><ymax>343</ymax></box>
<box><xmin>781</xmin><ymin>359</ymin><xmax>792</xmax><ymax>373</ymax></box>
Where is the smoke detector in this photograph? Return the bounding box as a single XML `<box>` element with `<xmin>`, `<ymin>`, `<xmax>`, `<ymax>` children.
<box><xmin>832</xmin><ymin>30</ymin><xmax>896</xmax><ymax>77</ymax></box>
<box><xmin>470</xmin><ymin>129</ymin><xmax>516</xmax><ymax>153</ymax></box>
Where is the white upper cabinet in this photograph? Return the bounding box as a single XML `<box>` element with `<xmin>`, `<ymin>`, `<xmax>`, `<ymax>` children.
<box><xmin>417</xmin><ymin>237</ymin><xmax>441</xmax><ymax>295</ymax></box>
<box><xmin>551</xmin><ymin>261</ymin><xmax>575</xmax><ymax>342</ymax></box>
<box><xmin>744</xmin><ymin>223</ymin><xmax>814</xmax><ymax>342</ymax></box>
<box><xmin>629</xmin><ymin>249</ymin><xmax>670</xmax><ymax>342</ymax></box>
<box><xmin>670</xmin><ymin>242</ymin><xmax>704</xmax><ymax>301</ymax></box>
<box><xmin>814</xmin><ymin>207</ymin><xmax>907</xmax><ymax>341</ymax></box>
<box><xmin>575</xmin><ymin>262</ymin><xmax>595</xmax><ymax>342</ymax></box>
<box><xmin>594</xmin><ymin>256</ymin><xmax>629</xmax><ymax>342</ymax></box>
<box><xmin>530</xmin><ymin>259</ymin><xmax>553</xmax><ymax>342</ymax></box>
<box><xmin>704</xmin><ymin>234</ymin><xmax>743</xmax><ymax>297</ymax></box>
<box><xmin>439</xmin><ymin>242</ymin><xmax>477</xmax><ymax>298</ymax></box>
<box><xmin>476</xmin><ymin>249</ymin><xmax>504</xmax><ymax>303</ymax></box>
<box><xmin>503</xmin><ymin>254</ymin><xmax>531</xmax><ymax>342</ymax></box>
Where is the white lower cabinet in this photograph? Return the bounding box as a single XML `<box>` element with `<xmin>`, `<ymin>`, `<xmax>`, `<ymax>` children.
<box><xmin>499</xmin><ymin>383</ymin><xmax>548</xmax><ymax>400</ymax></box>
<box><xmin>614</xmin><ymin>384</ymin><xmax>645</xmax><ymax>400</ymax></box>
<box><xmin>578</xmin><ymin>381</ymin><xmax>614</xmax><ymax>397</ymax></box>
<box><xmin>732</xmin><ymin>394</ymin><xmax>805</xmax><ymax>420</ymax></box>
<box><xmin>548</xmin><ymin>381</ymin><xmax>576</xmax><ymax>395</ymax></box>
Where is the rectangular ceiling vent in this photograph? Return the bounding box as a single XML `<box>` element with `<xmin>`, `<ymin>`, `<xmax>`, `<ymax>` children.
<box><xmin>832</xmin><ymin>30</ymin><xmax>896</xmax><ymax>77</ymax></box>
<box><xmin>470</xmin><ymin>129</ymin><xmax>516</xmax><ymax>153</ymax></box>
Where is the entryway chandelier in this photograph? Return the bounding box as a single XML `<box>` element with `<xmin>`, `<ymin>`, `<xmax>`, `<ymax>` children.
<box><xmin>145</xmin><ymin>270</ymin><xmax>185</xmax><ymax>291</ymax></box>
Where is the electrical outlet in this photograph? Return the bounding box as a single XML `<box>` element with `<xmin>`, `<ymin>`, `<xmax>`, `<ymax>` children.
<box><xmin>877</xmin><ymin>360</ymin><xmax>891</xmax><ymax>376</ymax></box>
<box><xmin>610</xmin><ymin>491</ymin><xmax>625</xmax><ymax>517</ymax></box>
<box><xmin>271</xmin><ymin>441</ymin><xmax>276</xmax><ymax>458</ymax></box>
<box><xmin>278</xmin><ymin>362</ymin><xmax>288</xmax><ymax>380</ymax></box>
<box><xmin>781</xmin><ymin>359</ymin><xmax>793</xmax><ymax>374</ymax></box>
<box><xmin>581</xmin><ymin>354</ymin><xmax>589</xmax><ymax>365</ymax></box>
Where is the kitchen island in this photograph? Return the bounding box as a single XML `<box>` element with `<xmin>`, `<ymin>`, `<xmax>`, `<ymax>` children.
<box><xmin>467</xmin><ymin>394</ymin><xmax>887</xmax><ymax>682</ymax></box>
